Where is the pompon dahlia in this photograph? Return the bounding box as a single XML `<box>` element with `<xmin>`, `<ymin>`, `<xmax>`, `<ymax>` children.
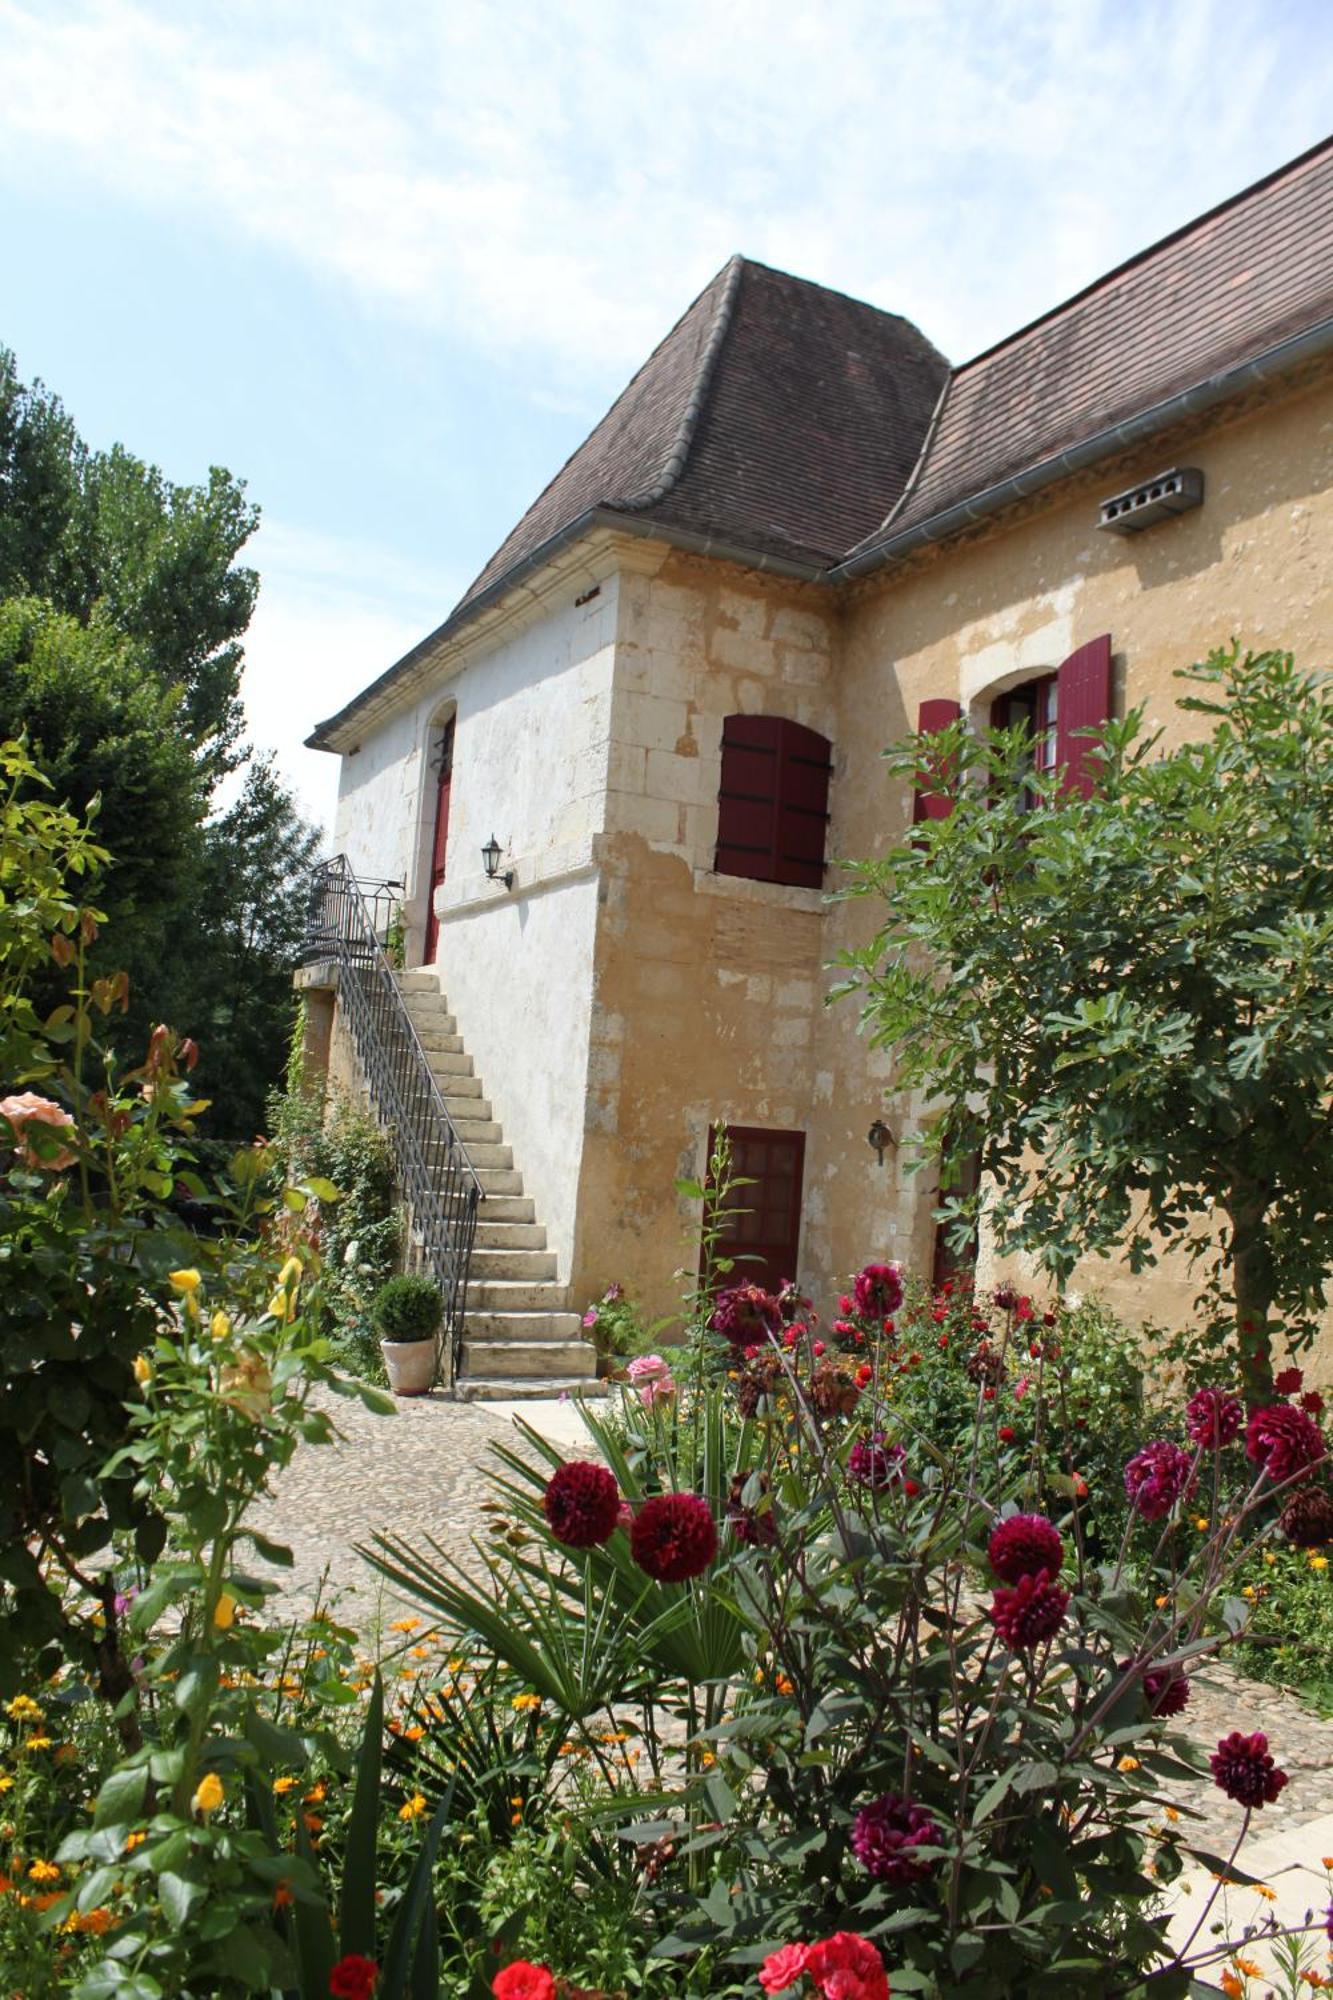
<box><xmin>542</xmin><ymin>1461</ymin><xmax>621</xmax><ymax>1548</ymax></box>
<box><xmin>1123</xmin><ymin>1440</ymin><xmax>1197</xmax><ymax>1520</ymax></box>
<box><xmin>988</xmin><ymin>1512</ymin><xmax>1063</xmax><ymax>1586</ymax></box>
<box><xmin>1185</xmin><ymin>1386</ymin><xmax>1243</xmax><ymax>1449</ymax></box>
<box><xmin>965</xmin><ymin>1342</ymin><xmax>1006</xmax><ymax>1386</ymax></box>
<box><xmin>329</xmin><ymin>1958</ymin><xmax>379</xmax><ymax>2000</ymax></box>
<box><xmin>989</xmin><ymin>1569</ymin><xmax>1068</xmax><ymax>1651</ymax></box>
<box><xmin>847</xmin><ymin>1431</ymin><xmax>905</xmax><ymax>1491</ymax></box>
<box><xmin>853</xmin><ymin>1262</ymin><xmax>904</xmax><ymax>1319</ymax></box>
<box><xmin>1209</xmin><ymin>1729</ymin><xmax>1288</xmax><ymax>1809</ymax></box>
<box><xmin>709</xmin><ymin>1283</ymin><xmax>782</xmax><ymax>1349</ymax></box>
<box><xmin>850</xmin><ymin>1792</ymin><xmax>941</xmax><ymax>1884</ymax></box>
<box><xmin>1280</xmin><ymin>1485</ymin><xmax>1333</xmax><ymax>1547</ymax></box>
<box><xmin>1142</xmin><ymin>1665</ymin><xmax>1192</xmax><ymax>1718</ymax></box>
<box><xmin>1245</xmin><ymin>1404</ymin><xmax>1327</xmax><ymax>1485</ymax></box>
<box><xmin>759</xmin><ymin>1943</ymin><xmax>810</xmax><ymax>1995</ymax></box>
<box><xmin>630</xmin><ymin>1492</ymin><xmax>717</xmax><ymax>1582</ymax></box>
<box><xmin>804</xmin><ymin>1932</ymin><xmax>889</xmax><ymax>2000</ymax></box>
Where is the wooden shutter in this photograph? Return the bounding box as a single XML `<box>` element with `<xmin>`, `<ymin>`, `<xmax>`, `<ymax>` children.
<box><xmin>913</xmin><ymin>699</ymin><xmax>963</xmax><ymax>823</ymax></box>
<box><xmin>716</xmin><ymin>716</ymin><xmax>831</xmax><ymax>887</ymax></box>
<box><xmin>1055</xmin><ymin>635</ymin><xmax>1113</xmax><ymax>799</ymax></box>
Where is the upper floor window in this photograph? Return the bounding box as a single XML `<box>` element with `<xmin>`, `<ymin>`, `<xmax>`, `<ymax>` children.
<box><xmin>991</xmin><ymin>673</ymin><xmax>1057</xmax><ymax>808</ymax></box>
<box><xmin>715</xmin><ymin>714</ymin><xmax>832</xmax><ymax>889</ymax></box>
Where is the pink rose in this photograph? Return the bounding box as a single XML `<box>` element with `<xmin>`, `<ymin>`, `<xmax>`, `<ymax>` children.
<box><xmin>627</xmin><ymin>1353</ymin><xmax>676</xmax><ymax>1408</ymax></box>
<box><xmin>0</xmin><ymin>1091</ymin><xmax>76</xmax><ymax>1170</ymax></box>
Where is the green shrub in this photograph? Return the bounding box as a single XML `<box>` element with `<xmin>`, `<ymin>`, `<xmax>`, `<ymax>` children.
<box><xmin>372</xmin><ymin>1273</ymin><xmax>443</xmax><ymax>1343</ymax></box>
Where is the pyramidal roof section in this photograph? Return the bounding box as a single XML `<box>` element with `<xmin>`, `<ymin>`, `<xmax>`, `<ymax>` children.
<box><xmin>454</xmin><ymin>256</ymin><xmax>949</xmax><ymax>614</ymax></box>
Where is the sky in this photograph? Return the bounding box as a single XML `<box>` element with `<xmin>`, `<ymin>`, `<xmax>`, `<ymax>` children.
<box><xmin>2</xmin><ymin>0</ymin><xmax>1330</xmax><ymax>837</ymax></box>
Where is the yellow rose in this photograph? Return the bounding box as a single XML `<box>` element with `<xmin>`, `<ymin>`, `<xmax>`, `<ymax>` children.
<box><xmin>278</xmin><ymin>1256</ymin><xmax>303</xmax><ymax>1290</ymax></box>
<box><xmin>133</xmin><ymin>1355</ymin><xmax>152</xmax><ymax>1387</ymax></box>
<box><xmin>213</xmin><ymin>1594</ymin><xmax>236</xmax><ymax>1630</ymax></box>
<box><xmin>169</xmin><ymin>1269</ymin><xmax>201</xmax><ymax>1293</ymax></box>
<box><xmin>210</xmin><ymin>1311</ymin><xmax>231</xmax><ymax>1342</ymax></box>
<box><xmin>192</xmin><ymin>1772</ymin><xmax>224</xmax><ymax>1817</ymax></box>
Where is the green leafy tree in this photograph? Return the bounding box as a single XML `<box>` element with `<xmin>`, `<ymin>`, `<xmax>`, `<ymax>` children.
<box><xmin>835</xmin><ymin>643</ymin><xmax>1333</xmax><ymax>1403</ymax></box>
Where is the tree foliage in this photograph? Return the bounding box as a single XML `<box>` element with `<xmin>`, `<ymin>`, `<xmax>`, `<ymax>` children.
<box><xmin>835</xmin><ymin>643</ymin><xmax>1333</xmax><ymax>1400</ymax></box>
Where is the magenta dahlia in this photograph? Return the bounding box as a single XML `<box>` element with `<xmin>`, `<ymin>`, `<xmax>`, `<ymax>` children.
<box><xmin>1209</xmin><ymin>1729</ymin><xmax>1288</xmax><ymax>1808</ymax></box>
<box><xmin>850</xmin><ymin>1792</ymin><xmax>941</xmax><ymax>1884</ymax></box>
<box><xmin>989</xmin><ymin>1569</ymin><xmax>1068</xmax><ymax>1650</ymax></box>
<box><xmin>1142</xmin><ymin>1665</ymin><xmax>1191</xmax><ymax>1718</ymax></box>
<box><xmin>847</xmin><ymin>1431</ymin><xmax>905</xmax><ymax>1491</ymax></box>
<box><xmin>852</xmin><ymin>1262</ymin><xmax>904</xmax><ymax>1319</ymax></box>
<box><xmin>1123</xmin><ymin>1439</ymin><xmax>1197</xmax><ymax>1520</ymax></box>
<box><xmin>630</xmin><ymin>1492</ymin><xmax>717</xmax><ymax>1582</ymax></box>
<box><xmin>988</xmin><ymin>1512</ymin><xmax>1063</xmax><ymax>1585</ymax></box>
<box><xmin>708</xmin><ymin>1283</ymin><xmax>782</xmax><ymax>1349</ymax></box>
<box><xmin>1185</xmin><ymin>1386</ymin><xmax>1243</xmax><ymax>1449</ymax></box>
<box><xmin>1245</xmin><ymin>1403</ymin><xmax>1326</xmax><ymax>1485</ymax></box>
<box><xmin>542</xmin><ymin>1461</ymin><xmax>621</xmax><ymax>1548</ymax></box>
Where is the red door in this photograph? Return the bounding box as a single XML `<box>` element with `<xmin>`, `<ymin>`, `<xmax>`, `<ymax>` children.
<box><xmin>423</xmin><ymin>718</ymin><xmax>454</xmax><ymax>965</ymax></box>
<box><xmin>706</xmin><ymin>1125</ymin><xmax>805</xmax><ymax>1295</ymax></box>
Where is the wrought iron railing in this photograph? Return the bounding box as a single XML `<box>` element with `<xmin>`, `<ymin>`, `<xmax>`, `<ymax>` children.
<box><xmin>303</xmin><ymin>855</ymin><xmax>482</xmax><ymax>1390</ymax></box>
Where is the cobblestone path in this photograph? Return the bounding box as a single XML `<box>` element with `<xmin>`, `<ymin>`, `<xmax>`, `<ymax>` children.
<box><xmin>254</xmin><ymin>1388</ymin><xmax>1333</xmax><ymax>1864</ymax></box>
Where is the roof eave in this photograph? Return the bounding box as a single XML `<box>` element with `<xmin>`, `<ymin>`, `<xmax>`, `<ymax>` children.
<box><xmin>833</xmin><ymin>312</ymin><xmax>1333</xmax><ymax>581</ymax></box>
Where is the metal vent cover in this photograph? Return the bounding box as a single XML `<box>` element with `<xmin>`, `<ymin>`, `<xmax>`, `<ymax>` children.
<box><xmin>1099</xmin><ymin>466</ymin><xmax>1204</xmax><ymax>534</ymax></box>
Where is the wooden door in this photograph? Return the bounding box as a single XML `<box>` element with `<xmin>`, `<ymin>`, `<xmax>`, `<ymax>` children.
<box><xmin>423</xmin><ymin>717</ymin><xmax>455</xmax><ymax>965</ymax></box>
<box><xmin>707</xmin><ymin>1124</ymin><xmax>805</xmax><ymax>1295</ymax></box>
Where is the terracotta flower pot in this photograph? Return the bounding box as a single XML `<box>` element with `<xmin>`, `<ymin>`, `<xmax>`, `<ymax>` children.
<box><xmin>380</xmin><ymin>1338</ymin><xmax>436</xmax><ymax>1396</ymax></box>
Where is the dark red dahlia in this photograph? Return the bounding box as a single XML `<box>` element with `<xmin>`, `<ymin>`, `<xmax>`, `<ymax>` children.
<box><xmin>965</xmin><ymin>1342</ymin><xmax>1005</xmax><ymax>1386</ymax></box>
<box><xmin>850</xmin><ymin>1792</ymin><xmax>941</xmax><ymax>1883</ymax></box>
<box><xmin>1246</xmin><ymin>1404</ymin><xmax>1326</xmax><ymax>1485</ymax></box>
<box><xmin>329</xmin><ymin>1957</ymin><xmax>379</xmax><ymax>2000</ymax></box>
<box><xmin>630</xmin><ymin>1492</ymin><xmax>717</xmax><ymax>1582</ymax></box>
<box><xmin>847</xmin><ymin>1431</ymin><xmax>905</xmax><ymax>1491</ymax></box>
<box><xmin>1279</xmin><ymin>1485</ymin><xmax>1333</xmax><ymax>1547</ymax></box>
<box><xmin>1123</xmin><ymin>1440</ymin><xmax>1197</xmax><ymax>1519</ymax></box>
<box><xmin>1184</xmin><ymin>1386</ymin><xmax>1243</xmax><ymax>1449</ymax></box>
<box><xmin>989</xmin><ymin>1569</ymin><xmax>1068</xmax><ymax>1651</ymax></box>
<box><xmin>852</xmin><ymin>1262</ymin><xmax>904</xmax><ymax>1319</ymax></box>
<box><xmin>987</xmin><ymin>1512</ymin><xmax>1063</xmax><ymax>1585</ymax></box>
<box><xmin>992</xmin><ymin>1282</ymin><xmax>1019</xmax><ymax>1310</ymax></box>
<box><xmin>1142</xmin><ymin>1665</ymin><xmax>1191</xmax><ymax>1718</ymax></box>
<box><xmin>727</xmin><ymin>1472</ymin><xmax>777</xmax><ymax>1547</ymax></box>
<box><xmin>709</xmin><ymin>1283</ymin><xmax>782</xmax><ymax>1349</ymax></box>
<box><xmin>542</xmin><ymin>1460</ymin><xmax>621</xmax><ymax>1548</ymax></box>
<box><xmin>1275</xmin><ymin>1366</ymin><xmax>1304</xmax><ymax>1396</ymax></box>
<box><xmin>1209</xmin><ymin>1729</ymin><xmax>1288</xmax><ymax>1808</ymax></box>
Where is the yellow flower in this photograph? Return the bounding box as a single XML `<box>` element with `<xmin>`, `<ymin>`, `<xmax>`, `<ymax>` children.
<box><xmin>1310</xmin><ymin>1555</ymin><xmax>1329</xmax><ymax>1570</ymax></box>
<box><xmin>1220</xmin><ymin>1974</ymin><xmax>1243</xmax><ymax>2000</ymax></box>
<box><xmin>169</xmin><ymin>1269</ymin><xmax>201</xmax><ymax>1293</ymax></box>
<box><xmin>210</xmin><ymin>1310</ymin><xmax>231</xmax><ymax>1342</ymax></box>
<box><xmin>1117</xmin><ymin>1756</ymin><xmax>1140</xmax><ymax>1772</ymax></box>
<box><xmin>1264</xmin><ymin>1550</ymin><xmax>1277</xmax><ymax>1565</ymax></box>
<box><xmin>1193</xmin><ymin>1517</ymin><xmax>1210</xmax><ymax>1532</ymax></box>
<box><xmin>27</xmin><ymin>1860</ymin><xmax>60</xmax><ymax>1884</ymax></box>
<box><xmin>272</xmin><ymin>1776</ymin><xmax>298</xmax><ymax>1795</ymax></box>
<box><xmin>390</xmin><ymin>1618</ymin><xmax>421</xmax><ymax>1633</ymax></box>
<box><xmin>25</xmin><ymin>1735</ymin><xmax>52</xmax><ymax>1751</ymax></box>
<box><xmin>279</xmin><ymin>1256</ymin><xmax>303</xmax><ymax>1290</ymax></box>
<box><xmin>1165</xmin><ymin>1805</ymin><xmax>1181</xmax><ymax>1823</ymax></box>
<box><xmin>123</xmin><ymin>1830</ymin><xmax>147</xmax><ymax>1852</ymax></box>
<box><xmin>1251</xmin><ymin>1890</ymin><xmax>1276</xmax><ymax>1906</ymax></box>
<box><xmin>1322</xmin><ymin>1855</ymin><xmax>1333</xmax><ymax>1870</ymax></box>
<box><xmin>0</xmin><ymin>1774</ymin><xmax>13</xmax><ymax>1792</ymax></box>
<box><xmin>267</xmin><ymin>1290</ymin><xmax>293</xmax><ymax>1322</ymax></box>
<box><xmin>5</xmin><ymin>1696</ymin><xmax>42</xmax><ymax>1723</ymax></box>
<box><xmin>303</xmin><ymin>1783</ymin><xmax>326</xmax><ymax>1804</ymax></box>
<box><xmin>133</xmin><ymin>1354</ymin><xmax>152</xmax><ymax>1387</ymax></box>
<box><xmin>1235</xmin><ymin>1954</ymin><xmax>1265</xmax><ymax>1975</ymax></box>
<box><xmin>213</xmin><ymin>1593</ymin><xmax>237</xmax><ymax>1630</ymax></box>
<box><xmin>397</xmin><ymin>1792</ymin><xmax>427</xmax><ymax>1821</ymax></box>
<box><xmin>511</xmin><ymin>1693</ymin><xmax>541</xmax><ymax>1712</ymax></box>
<box><xmin>1242</xmin><ymin>1585</ymin><xmax>1257</xmax><ymax>1600</ymax></box>
<box><xmin>192</xmin><ymin>1772</ymin><xmax>224</xmax><ymax>1817</ymax></box>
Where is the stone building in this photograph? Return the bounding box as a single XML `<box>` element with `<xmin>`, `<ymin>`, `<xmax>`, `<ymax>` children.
<box><xmin>304</xmin><ymin>137</ymin><xmax>1333</xmax><ymax>1394</ymax></box>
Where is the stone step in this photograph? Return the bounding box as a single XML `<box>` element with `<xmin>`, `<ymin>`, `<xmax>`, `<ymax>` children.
<box><xmin>450</xmin><ymin>1117</ymin><xmax>503</xmax><ymax>1146</ymax></box>
<box><xmin>474</xmin><ymin>1199</ymin><xmax>538</xmax><ymax>1229</ymax></box>
<box><xmin>460</xmin><ymin>1339</ymin><xmax>598</xmax><ymax>1380</ymax></box>
<box><xmin>464</xmin><ymin>1310</ymin><xmax>583</xmax><ymax>1341</ymax></box>
<box><xmin>403</xmin><ymin>988</ymin><xmax>453</xmax><ymax>1014</ymax></box>
<box><xmin>426</xmin><ymin>1050</ymin><xmax>474</xmax><ymax>1077</ymax></box>
<box><xmin>468</xmin><ymin>1247</ymin><xmax>558</xmax><ymax>1280</ymax></box>
<box><xmin>463</xmin><ymin>1141</ymin><xmax>513</xmax><ymax>1170</ymax></box>
<box><xmin>456</xmin><ymin>1376</ymin><xmax>608</xmax><ymax>1403</ymax></box>
<box><xmin>466</xmin><ymin>1279</ymin><xmax>570</xmax><ymax>1311</ymax></box>
<box><xmin>394</xmin><ymin>971</ymin><xmax>440</xmax><ymax>994</ymax></box>
<box><xmin>412</xmin><ymin>1020</ymin><xmax>460</xmax><ymax>1049</ymax></box>
<box><xmin>439</xmin><ymin>1074</ymin><xmax>484</xmax><ymax>1101</ymax></box>
<box><xmin>476</xmin><ymin>1167</ymin><xmax>524</xmax><ymax>1196</ymax></box>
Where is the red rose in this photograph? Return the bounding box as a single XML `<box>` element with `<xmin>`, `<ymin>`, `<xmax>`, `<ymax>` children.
<box><xmin>1275</xmin><ymin>1367</ymin><xmax>1304</xmax><ymax>1396</ymax></box>
<box><xmin>1302</xmin><ymin>1392</ymin><xmax>1326</xmax><ymax>1417</ymax></box>
<box><xmin>330</xmin><ymin>1957</ymin><xmax>379</xmax><ymax>2000</ymax></box>
<box><xmin>760</xmin><ymin>1942</ymin><xmax>810</xmax><ymax>1994</ymax></box>
<box><xmin>492</xmin><ymin>1964</ymin><xmax>556</xmax><ymax>2000</ymax></box>
<box><xmin>998</xmin><ymin>1425</ymin><xmax>1017</xmax><ymax>1444</ymax></box>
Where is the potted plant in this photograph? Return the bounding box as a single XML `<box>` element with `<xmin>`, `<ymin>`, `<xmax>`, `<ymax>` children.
<box><xmin>372</xmin><ymin>1273</ymin><xmax>443</xmax><ymax>1395</ymax></box>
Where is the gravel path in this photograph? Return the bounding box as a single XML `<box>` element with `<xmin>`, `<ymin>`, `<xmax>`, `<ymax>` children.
<box><xmin>252</xmin><ymin>1387</ymin><xmax>1333</xmax><ymax>1864</ymax></box>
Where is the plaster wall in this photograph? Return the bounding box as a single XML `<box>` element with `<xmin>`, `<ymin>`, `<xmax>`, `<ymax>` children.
<box><xmin>814</xmin><ymin>367</ymin><xmax>1333</xmax><ymax>1345</ymax></box>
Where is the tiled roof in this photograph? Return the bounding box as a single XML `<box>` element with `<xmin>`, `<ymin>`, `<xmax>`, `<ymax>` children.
<box><xmin>851</xmin><ymin>136</ymin><xmax>1333</xmax><ymax>560</ymax></box>
<box><xmin>454</xmin><ymin>257</ymin><xmax>949</xmax><ymax>610</ymax></box>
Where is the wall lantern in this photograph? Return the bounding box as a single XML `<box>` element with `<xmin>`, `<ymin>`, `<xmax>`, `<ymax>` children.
<box><xmin>867</xmin><ymin>1118</ymin><xmax>895</xmax><ymax>1167</ymax></box>
<box><xmin>481</xmin><ymin>834</ymin><xmax>514</xmax><ymax>891</ymax></box>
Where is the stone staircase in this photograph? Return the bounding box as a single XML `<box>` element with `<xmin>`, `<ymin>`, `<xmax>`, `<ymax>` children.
<box><xmin>394</xmin><ymin>971</ymin><xmax>600</xmax><ymax>1401</ymax></box>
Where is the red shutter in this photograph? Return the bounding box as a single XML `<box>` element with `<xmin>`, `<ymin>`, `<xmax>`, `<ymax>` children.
<box><xmin>913</xmin><ymin>699</ymin><xmax>963</xmax><ymax>823</ymax></box>
<box><xmin>1055</xmin><ymin>635</ymin><xmax>1113</xmax><ymax>799</ymax></box>
<box><xmin>716</xmin><ymin>716</ymin><xmax>831</xmax><ymax>887</ymax></box>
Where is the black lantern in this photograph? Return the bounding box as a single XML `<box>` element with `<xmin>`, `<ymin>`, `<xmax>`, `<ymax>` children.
<box><xmin>867</xmin><ymin>1118</ymin><xmax>894</xmax><ymax>1166</ymax></box>
<box><xmin>481</xmin><ymin>835</ymin><xmax>514</xmax><ymax>890</ymax></box>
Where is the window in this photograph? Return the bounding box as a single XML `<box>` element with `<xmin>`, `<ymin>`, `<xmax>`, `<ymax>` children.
<box><xmin>705</xmin><ymin>1124</ymin><xmax>805</xmax><ymax>1295</ymax></box>
<box><xmin>991</xmin><ymin>674</ymin><xmax>1057</xmax><ymax>809</ymax></box>
<box><xmin>932</xmin><ymin>1150</ymin><xmax>980</xmax><ymax>1290</ymax></box>
<box><xmin>715</xmin><ymin>715</ymin><xmax>832</xmax><ymax>888</ymax></box>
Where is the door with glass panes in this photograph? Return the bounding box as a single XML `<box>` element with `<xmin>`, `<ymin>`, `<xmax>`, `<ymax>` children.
<box><xmin>706</xmin><ymin>1125</ymin><xmax>805</xmax><ymax>1295</ymax></box>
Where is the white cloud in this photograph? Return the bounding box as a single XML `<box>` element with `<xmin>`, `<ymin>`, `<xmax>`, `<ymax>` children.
<box><xmin>3</xmin><ymin>0</ymin><xmax>1328</xmax><ymax>374</ymax></box>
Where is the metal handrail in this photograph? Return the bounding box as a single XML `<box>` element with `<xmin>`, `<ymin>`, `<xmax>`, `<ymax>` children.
<box><xmin>303</xmin><ymin>856</ymin><xmax>482</xmax><ymax>1391</ymax></box>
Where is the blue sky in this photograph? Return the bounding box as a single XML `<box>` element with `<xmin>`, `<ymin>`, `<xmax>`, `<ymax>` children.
<box><xmin>2</xmin><ymin>0</ymin><xmax>1330</xmax><ymax>834</ymax></box>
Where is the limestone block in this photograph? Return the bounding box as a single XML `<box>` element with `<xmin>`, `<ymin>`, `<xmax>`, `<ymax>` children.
<box><xmin>645</xmin><ymin>749</ymin><xmax>700</xmax><ymax>804</ymax></box>
<box><xmin>781</xmin><ymin>646</ymin><xmax>831</xmax><ymax>686</ymax></box>
<box><xmin>711</xmin><ymin>627</ymin><xmax>776</xmax><ymax>675</ymax></box>
<box><xmin>611</xmin><ymin>794</ymin><xmax>682</xmax><ymax>844</ymax></box>
<box><xmin>614</xmin><ymin>691</ymin><xmax>689</xmax><ymax>752</ymax></box>
<box><xmin>715</xmin><ymin>588</ymin><xmax>768</xmax><ymax>637</ymax></box>
<box><xmin>771</xmin><ymin>606</ymin><xmax>830</xmax><ymax>650</ymax></box>
<box><xmin>606</xmin><ymin>741</ymin><xmax>647</xmax><ymax>794</ymax></box>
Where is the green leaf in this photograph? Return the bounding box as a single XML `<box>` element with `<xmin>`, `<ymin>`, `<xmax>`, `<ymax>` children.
<box><xmin>93</xmin><ymin>1761</ymin><xmax>149</xmax><ymax>1830</ymax></box>
<box><xmin>244</xmin><ymin>1528</ymin><xmax>295</xmax><ymax>1568</ymax></box>
<box><xmin>291</xmin><ymin>1809</ymin><xmax>336</xmax><ymax>1998</ymax></box>
<box><xmin>304</xmin><ymin>1177</ymin><xmax>341</xmax><ymax>1203</ymax></box>
<box><xmin>174</xmin><ymin>1655</ymin><xmax>219</xmax><ymax>1721</ymax></box>
<box><xmin>338</xmin><ymin>1670</ymin><xmax>383</xmax><ymax>1960</ymax></box>
<box><xmin>157</xmin><ymin>1871</ymin><xmax>206</xmax><ymax>1926</ymax></box>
